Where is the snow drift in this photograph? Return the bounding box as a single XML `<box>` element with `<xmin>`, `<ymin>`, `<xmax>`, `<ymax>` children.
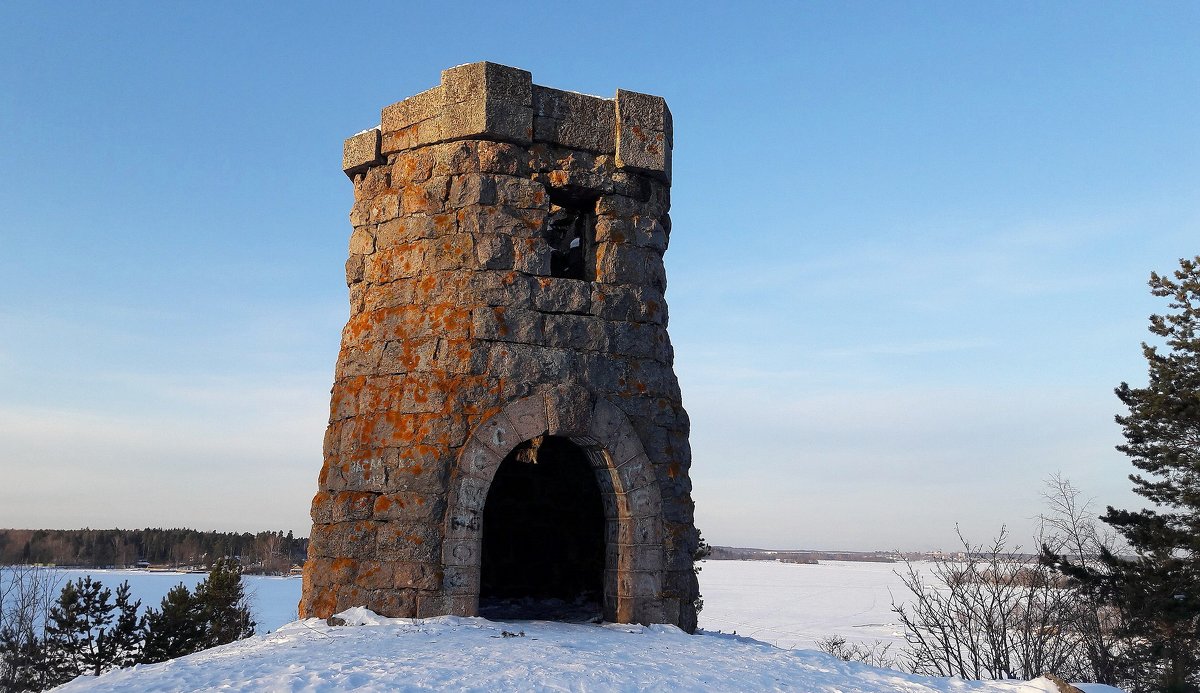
<box><xmin>54</xmin><ymin>608</ymin><xmax>1124</xmax><ymax>692</ymax></box>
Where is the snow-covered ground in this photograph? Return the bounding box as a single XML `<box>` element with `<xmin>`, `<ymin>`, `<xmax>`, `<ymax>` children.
<box><xmin>57</xmin><ymin>607</ymin><xmax>1121</xmax><ymax>692</ymax></box>
<box><xmin>22</xmin><ymin>560</ymin><xmax>1126</xmax><ymax>691</ymax></box>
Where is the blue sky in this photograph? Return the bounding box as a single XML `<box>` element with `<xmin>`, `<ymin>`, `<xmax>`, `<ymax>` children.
<box><xmin>1</xmin><ymin>2</ymin><xmax>1196</xmax><ymax>550</ymax></box>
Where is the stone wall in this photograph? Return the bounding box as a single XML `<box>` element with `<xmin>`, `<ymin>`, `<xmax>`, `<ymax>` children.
<box><xmin>300</xmin><ymin>62</ymin><xmax>699</xmax><ymax>631</ymax></box>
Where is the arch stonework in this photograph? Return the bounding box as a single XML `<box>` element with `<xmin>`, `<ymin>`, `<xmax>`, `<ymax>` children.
<box><xmin>442</xmin><ymin>384</ymin><xmax>667</xmax><ymax>624</ymax></box>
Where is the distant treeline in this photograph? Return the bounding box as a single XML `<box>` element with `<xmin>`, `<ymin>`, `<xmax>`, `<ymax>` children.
<box><xmin>0</xmin><ymin>528</ymin><xmax>308</xmax><ymax>573</ymax></box>
<box><xmin>707</xmin><ymin>546</ymin><xmax>897</xmax><ymax>563</ymax></box>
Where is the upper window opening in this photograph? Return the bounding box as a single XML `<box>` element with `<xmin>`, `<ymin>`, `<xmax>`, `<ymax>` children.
<box><xmin>544</xmin><ymin>192</ymin><xmax>596</xmax><ymax>281</ymax></box>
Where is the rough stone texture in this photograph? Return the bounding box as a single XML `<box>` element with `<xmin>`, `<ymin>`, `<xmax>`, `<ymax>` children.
<box><xmin>306</xmin><ymin>62</ymin><xmax>697</xmax><ymax>632</ymax></box>
<box><xmin>343</xmin><ymin>128</ymin><xmax>382</xmax><ymax>178</ymax></box>
<box><xmin>615</xmin><ymin>89</ymin><xmax>672</xmax><ymax>182</ymax></box>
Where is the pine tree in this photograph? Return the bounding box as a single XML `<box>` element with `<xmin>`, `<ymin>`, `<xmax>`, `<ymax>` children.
<box><xmin>41</xmin><ymin>577</ymin><xmax>142</xmax><ymax>687</ymax></box>
<box><xmin>194</xmin><ymin>557</ymin><xmax>255</xmax><ymax>648</ymax></box>
<box><xmin>0</xmin><ymin>626</ymin><xmax>49</xmax><ymax>692</ymax></box>
<box><xmin>107</xmin><ymin>582</ymin><xmax>143</xmax><ymax>668</ymax></box>
<box><xmin>139</xmin><ymin>558</ymin><xmax>255</xmax><ymax>664</ymax></box>
<box><xmin>140</xmin><ymin>584</ymin><xmax>204</xmax><ymax>663</ymax></box>
<box><xmin>1048</xmin><ymin>257</ymin><xmax>1200</xmax><ymax>692</ymax></box>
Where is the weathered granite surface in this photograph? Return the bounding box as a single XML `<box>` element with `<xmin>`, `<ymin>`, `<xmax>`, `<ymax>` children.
<box><xmin>301</xmin><ymin>62</ymin><xmax>698</xmax><ymax>631</ymax></box>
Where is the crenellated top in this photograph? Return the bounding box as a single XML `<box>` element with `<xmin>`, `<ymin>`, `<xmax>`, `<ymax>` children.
<box><xmin>342</xmin><ymin>62</ymin><xmax>672</xmax><ymax>182</ymax></box>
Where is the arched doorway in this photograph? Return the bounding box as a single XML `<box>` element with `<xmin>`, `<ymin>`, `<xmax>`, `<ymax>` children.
<box><xmin>479</xmin><ymin>436</ymin><xmax>605</xmax><ymax>621</ymax></box>
<box><xmin>442</xmin><ymin>388</ymin><xmax>668</xmax><ymax>625</ymax></box>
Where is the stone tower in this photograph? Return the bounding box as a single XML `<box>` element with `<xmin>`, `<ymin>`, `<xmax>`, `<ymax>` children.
<box><xmin>300</xmin><ymin>62</ymin><xmax>699</xmax><ymax>631</ymax></box>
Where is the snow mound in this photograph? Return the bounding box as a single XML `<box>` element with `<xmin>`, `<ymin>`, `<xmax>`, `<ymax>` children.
<box><xmin>56</xmin><ymin>610</ymin><xmax>1115</xmax><ymax>692</ymax></box>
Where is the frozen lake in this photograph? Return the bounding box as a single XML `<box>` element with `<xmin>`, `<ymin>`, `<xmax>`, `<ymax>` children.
<box><xmin>2</xmin><ymin>568</ymin><xmax>302</xmax><ymax>634</ymax></box>
<box><xmin>697</xmin><ymin>559</ymin><xmax>914</xmax><ymax>650</ymax></box>
<box><xmin>6</xmin><ymin>559</ymin><xmax>918</xmax><ymax>649</ymax></box>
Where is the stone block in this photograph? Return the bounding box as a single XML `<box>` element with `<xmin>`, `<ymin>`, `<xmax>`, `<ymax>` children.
<box><xmin>343</xmin><ymin>128</ymin><xmax>382</xmax><ymax>178</ymax></box>
<box><xmin>499</xmin><ymin>393</ymin><xmax>547</xmax><ymax>441</ymax></box>
<box><xmin>447</xmin><ymin>173</ymin><xmax>497</xmax><ymax>209</ymax></box>
<box><xmin>400</xmin><ymin>176</ymin><xmax>450</xmax><ymax>215</ymax></box>
<box><xmin>442</xmin><ymin>565</ymin><xmax>480</xmax><ymax>595</ymax></box>
<box><xmin>617</xmin><ymin>570</ymin><xmax>661</xmax><ymax>598</ymax></box>
<box><xmin>543</xmin><ymin>313</ymin><xmax>608</xmax><ymax>351</ymax></box>
<box><xmin>470</xmin><ymin>410</ymin><xmax>520</xmax><ymax>457</ymax></box>
<box><xmin>436</xmin><ymin>63</ymin><xmax>533</xmax><ymax>146</ymax></box>
<box><xmin>494</xmin><ymin>176</ymin><xmax>547</xmax><ymax>209</ymax></box>
<box><xmin>544</xmin><ymin>382</ymin><xmax>596</xmax><ymax>437</ymax></box>
<box><xmin>471</xmin><ymin>306</ymin><xmax>543</xmax><ymax>344</ymax></box>
<box><xmin>335</xmin><ymin>584</ymin><xmax>368</xmax><ymax>613</ymax></box>
<box><xmin>617</xmin><ymin>453</ymin><xmax>658</xmax><ymax>494</ymax></box>
<box><xmin>575</xmin><ymin>352</ymin><xmax>628</xmax><ymax>393</ymax></box>
<box><xmin>477</xmin><ymin>141</ymin><xmax>530</xmax><ymax>176</ymax></box>
<box><xmin>392</xmin><ymin>146</ymin><xmax>436</xmax><ymax>183</ymax></box>
<box><xmin>310</xmin><ymin>491</ymin><xmax>335</xmax><ymax>524</ymax></box>
<box><xmin>426</xmin><ymin>233</ymin><xmax>476</xmax><ymax>272</ymax></box>
<box><xmin>382</xmin><ymin>86</ymin><xmax>445</xmax><ymax>132</ymax></box>
<box><xmin>381</xmin><ymin>87</ymin><xmax>446</xmax><ymax>155</ymax></box>
<box><xmin>627</xmin><ymin>483</ymin><xmax>662</xmax><ymax>519</ymax></box>
<box><xmin>615</xmin><ymin>89</ymin><xmax>672</xmax><ymax>181</ymax></box>
<box><xmin>318</xmin><ymin>521</ymin><xmax>379</xmax><ymax>560</ymax></box>
<box><xmin>376</xmin><ymin>522</ymin><xmax>440</xmax><ymax>563</ymax></box>
<box><xmin>593</xmin><ymin>467</ymin><xmax>618</xmax><ymax>495</ymax></box>
<box><xmin>590</xmin><ymin>284</ymin><xmax>667</xmax><ymax>325</ymax></box>
<box><xmin>447</xmin><ymin>595</ymin><xmax>476</xmax><ymax>617</ymax></box>
<box><xmin>442</xmin><ymin>537</ymin><xmax>480</xmax><ymax>567</ymax></box>
<box><xmin>441</xmin><ymin>99</ymin><xmax>534</xmax><ymax>146</ymax></box>
<box><xmin>472</xmin><ymin>233</ymin><xmax>514</xmax><ymax>271</ymax></box>
<box><xmin>511</xmin><ymin>237</ymin><xmax>552</xmax><ymax>275</ymax></box>
<box><xmin>367</xmin><ymin>588</ymin><xmax>417</xmax><ymax>618</ymax></box>
<box><xmin>531</xmin><ymin>276</ymin><xmax>591</xmax><ymax>314</ymax></box>
<box><xmin>416</xmin><ymin>593</ymin><xmax>448</xmax><ymax>618</ymax></box>
<box><xmin>379</xmin><ymin>338</ymin><xmax>439</xmax><ymax>375</ymax></box>
<box><xmin>607</xmin><ymin>321</ymin><xmax>660</xmax><ymax>360</ymax></box>
<box><xmin>394</xmin><ymin>562</ymin><xmax>442</xmax><ymax>591</ymax></box>
<box><xmin>442</xmin><ymin>62</ymin><xmax>533</xmax><ymax>106</ymax></box>
<box><xmin>633</xmin><ymin>598</ymin><xmax>666</xmax><ymax>625</ymax></box>
<box><xmin>373</xmin><ymin>216</ymin><xmax>440</xmax><ymax>249</ymax></box>
<box><xmin>339</xmin><ymin>456</ymin><xmax>389</xmax><ymax>492</ymax></box>
<box><xmin>595</xmin><ymin>243</ymin><xmax>666</xmax><ymax>291</ymax></box>
<box><xmin>532</xmin><ymin>86</ymin><xmax>616</xmax><ymax>154</ymax></box>
<box><xmin>458</xmin><ymin>438</ymin><xmax>501</xmax><ymax>479</ymax></box>
<box><xmin>445</xmin><ymin>506</ymin><xmax>482</xmax><ymax>539</ymax></box>
<box><xmin>468</xmin><ymin>271</ymin><xmax>533</xmax><ymax>307</ymax></box>
<box><xmin>455</xmin><ymin>475</ymin><xmax>491</xmax><ymax>513</ymax></box>
<box><xmin>353</xmin><ymin>560</ymin><xmax>394</xmax><ymax>590</ymax></box>
<box><xmin>633</xmin><ymin>515</ymin><xmax>664</xmax><ymax>545</ymax></box>
<box><xmin>457</xmin><ymin>204</ymin><xmax>543</xmax><ymax>238</ymax></box>
<box><xmin>372</xmin><ymin>492</ymin><xmax>444</xmax><ymax>522</ymax></box>
<box><xmin>331</xmin><ymin>491</ymin><xmax>377</xmax><ymax>522</ymax></box>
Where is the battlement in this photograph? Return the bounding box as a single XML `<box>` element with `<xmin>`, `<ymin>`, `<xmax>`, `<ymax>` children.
<box><xmin>342</xmin><ymin>62</ymin><xmax>672</xmax><ymax>182</ymax></box>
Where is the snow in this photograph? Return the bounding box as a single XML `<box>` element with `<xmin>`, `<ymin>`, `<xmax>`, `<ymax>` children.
<box><xmin>698</xmin><ymin>559</ymin><xmax>915</xmax><ymax>649</ymax></box>
<box><xmin>57</xmin><ymin>610</ymin><xmax>1081</xmax><ymax>692</ymax></box>
<box><xmin>25</xmin><ymin>561</ymin><xmax>1125</xmax><ymax>691</ymax></box>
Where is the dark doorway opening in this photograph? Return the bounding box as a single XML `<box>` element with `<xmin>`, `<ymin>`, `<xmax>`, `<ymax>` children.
<box><xmin>479</xmin><ymin>435</ymin><xmax>605</xmax><ymax>622</ymax></box>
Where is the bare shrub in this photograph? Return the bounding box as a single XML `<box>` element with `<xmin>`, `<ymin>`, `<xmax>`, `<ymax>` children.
<box><xmin>816</xmin><ymin>634</ymin><xmax>898</xmax><ymax>669</ymax></box>
<box><xmin>0</xmin><ymin>566</ymin><xmax>63</xmax><ymax>691</ymax></box>
<box><xmin>892</xmin><ymin>476</ymin><xmax>1126</xmax><ymax>684</ymax></box>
